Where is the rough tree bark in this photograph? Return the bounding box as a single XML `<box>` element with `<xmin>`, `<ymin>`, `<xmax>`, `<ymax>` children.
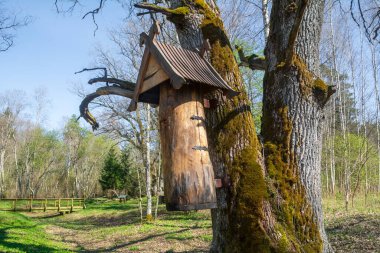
<box><xmin>134</xmin><ymin>0</ymin><xmax>333</xmax><ymax>252</ymax></box>
<box><xmin>263</xmin><ymin>1</ymin><xmax>332</xmax><ymax>251</ymax></box>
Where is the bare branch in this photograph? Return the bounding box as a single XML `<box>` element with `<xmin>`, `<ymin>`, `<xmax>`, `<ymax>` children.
<box><xmin>79</xmin><ymin>86</ymin><xmax>135</xmax><ymax>130</ymax></box>
<box><xmin>75</xmin><ymin>67</ymin><xmax>108</xmax><ymax>85</ymax></box>
<box><xmin>75</xmin><ymin>67</ymin><xmax>107</xmax><ymax>76</ymax></box>
<box><xmin>54</xmin><ymin>0</ymin><xmax>80</xmax><ymax>13</ymax></box>
<box><xmin>82</xmin><ymin>0</ymin><xmax>106</xmax><ymax>36</ymax></box>
<box><xmin>134</xmin><ymin>2</ymin><xmax>177</xmax><ymax>17</ymax></box>
<box><xmin>0</xmin><ymin>10</ymin><xmax>31</xmax><ymax>52</ymax></box>
<box><xmin>88</xmin><ymin>77</ymin><xmax>136</xmax><ymax>90</ymax></box>
<box><xmin>55</xmin><ymin>0</ymin><xmax>106</xmax><ymax>36</ymax></box>
<box><xmin>349</xmin><ymin>0</ymin><xmax>380</xmax><ymax>43</ymax></box>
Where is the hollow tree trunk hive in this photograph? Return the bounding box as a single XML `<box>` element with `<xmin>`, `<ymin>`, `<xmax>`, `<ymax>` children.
<box><xmin>159</xmin><ymin>83</ymin><xmax>216</xmax><ymax>210</ymax></box>
<box><xmin>128</xmin><ymin>22</ymin><xmax>238</xmax><ymax>211</ymax></box>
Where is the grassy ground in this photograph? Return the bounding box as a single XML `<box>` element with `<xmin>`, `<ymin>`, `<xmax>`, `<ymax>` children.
<box><xmin>0</xmin><ymin>198</ymin><xmax>211</xmax><ymax>253</ymax></box>
<box><xmin>323</xmin><ymin>193</ymin><xmax>380</xmax><ymax>253</ymax></box>
<box><xmin>0</xmin><ymin>211</ymin><xmax>70</xmax><ymax>253</ymax></box>
<box><xmin>0</xmin><ymin>194</ymin><xmax>378</xmax><ymax>253</ymax></box>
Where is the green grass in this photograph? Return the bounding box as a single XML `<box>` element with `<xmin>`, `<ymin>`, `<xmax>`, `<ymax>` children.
<box><xmin>323</xmin><ymin>192</ymin><xmax>380</xmax><ymax>219</ymax></box>
<box><xmin>0</xmin><ymin>198</ymin><xmax>212</xmax><ymax>252</ymax></box>
<box><xmin>323</xmin><ymin>193</ymin><xmax>380</xmax><ymax>253</ymax></box>
<box><xmin>0</xmin><ymin>211</ymin><xmax>71</xmax><ymax>253</ymax></box>
<box><xmin>0</xmin><ymin>194</ymin><xmax>378</xmax><ymax>252</ymax></box>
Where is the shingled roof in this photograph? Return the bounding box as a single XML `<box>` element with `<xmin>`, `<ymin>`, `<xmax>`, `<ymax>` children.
<box><xmin>127</xmin><ymin>22</ymin><xmax>238</xmax><ymax>112</ymax></box>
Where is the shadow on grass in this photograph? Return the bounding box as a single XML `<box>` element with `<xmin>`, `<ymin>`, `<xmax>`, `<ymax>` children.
<box><xmin>85</xmin><ymin>228</ymin><xmax>191</xmax><ymax>252</ymax></box>
<box><xmin>38</xmin><ymin>209</ymin><xmax>144</xmax><ymax>231</ymax></box>
<box><xmin>159</xmin><ymin>212</ymin><xmax>209</xmax><ymax>220</ymax></box>
<box><xmin>326</xmin><ymin>214</ymin><xmax>380</xmax><ymax>253</ymax></box>
<box><xmin>153</xmin><ymin>222</ymin><xmax>212</xmax><ymax>229</ymax></box>
<box><xmin>0</xmin><ymin>226</ymin><xmax>62</xmax><ymax>253</ymax></box>
<box><xmin>31</xmin><ymin>213</ymin><xmax>63</xmax><ymax>219</ymax></box>
<box><xmin>86</xmin><ymin>203</ymin><xmax>139</xmax><ymax>211</ymax></box>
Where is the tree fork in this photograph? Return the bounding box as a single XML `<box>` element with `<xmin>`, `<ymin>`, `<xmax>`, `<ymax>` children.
<box><xmin>162</xmin><ymin>0</ymin><xmax>332</xmax><ymax>252</ymax></box>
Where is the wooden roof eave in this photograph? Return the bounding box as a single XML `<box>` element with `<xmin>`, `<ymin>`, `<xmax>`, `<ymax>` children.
<box><xmin>127</xmin><ymin>33</ymin><xmax>154</xmax><ymax>112</ymax></box>
<box><xmin>127</xmin><ymin>32</ymin><xmax>187</xmax><ymax>112</ymax></box>
<box><xmin>149</xmin><ymin>39</ymin><xmax>186</xmax><ymax>90</ymax></box>
<box><xmin>201</xmin><ymin>57</ymin><xmax>240</xmax><ymax>98</ymax></box>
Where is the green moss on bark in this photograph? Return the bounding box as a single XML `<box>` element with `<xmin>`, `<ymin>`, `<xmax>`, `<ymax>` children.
<box><xmin>174</xmin><ymin>1</ymin><xmax>323</xmax><ymax>252</ymax></box>
<box><xmin>292</xmin><ymin>55</ymin><xmax>329</xmax><ymax>105</ymax></box>
<box><xmin>261</xmin><ymin>70</ymin><xmax>323</xmax><ymax>252</ymax></box>
<box><xmin>188</xmin><ymin>1</ymin><xmax>274</xmax><ymax>252</ymax></box>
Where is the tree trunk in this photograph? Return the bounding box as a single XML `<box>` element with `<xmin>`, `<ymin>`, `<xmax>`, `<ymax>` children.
<box><xmin>371</xmin><ymin>44</ymin><xmax>380</xmax><ymax>193</ymax></box>
<box><xmin>263</xmin><ymin>1</ymin><xmax>331</xmax><ymax>251</ymax></box>
<box><xmin>136</xmin><ymin>166</ymin><xmax>143</xmax><ymax>223</ymax></box>
<box><xmin>144</xmin><ymin>104</ymin><xmax>152</xmax><ymax>220</ymax></box>
<box><xmin>0</xmin><ymin>149</ymin><xmax>5</xmax><ymax>198</ymax></box>
<box><xmin>154</xmin><ymin>0</ymin><xmax>331</xmax><ymax>251</ymax></box>
<box><xmin>261</xmin><ymin>0</ymin><xmax>270</xmax><ymax>41</ymax></box>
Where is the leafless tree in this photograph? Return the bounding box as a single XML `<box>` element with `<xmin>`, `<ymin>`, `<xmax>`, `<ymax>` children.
<box><xmin>0</xmin><ymin>2</ymin><xmax>30</xmax><ymax>52</ymax></box>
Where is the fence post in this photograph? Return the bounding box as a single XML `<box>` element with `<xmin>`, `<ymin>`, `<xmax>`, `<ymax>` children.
<box><xmin>58</xmin><ymin>198</ymin><xmax>61</xmax><ymax>212</ymax></box>
<box><xmin>13</xmin><ymin>200</ymin><xmax>16</xmax><ymax>211</ymax></box>
<box><xmin>44</xmin><ymin>199</ymin><xmax>47</xmax><ymax>212</ymax></box>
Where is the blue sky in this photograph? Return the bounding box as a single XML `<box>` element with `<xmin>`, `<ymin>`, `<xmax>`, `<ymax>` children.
<box><xmin>0</xmin><ymin>0</ymin><xmax>127</xmax><ymax>130</ymax></box>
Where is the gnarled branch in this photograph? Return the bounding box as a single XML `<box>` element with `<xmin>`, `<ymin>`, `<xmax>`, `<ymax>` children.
<box><xmin>88</xmin><ymin>77</ymin><xmax>136</xmax><ymax>90</ymax></box>
<box><xmin>79</xmin><ymin>86</ymin><xmax>135</xmax><ymax>130</ymax></box>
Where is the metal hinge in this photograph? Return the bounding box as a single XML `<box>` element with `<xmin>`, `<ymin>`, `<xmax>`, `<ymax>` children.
<box><xmin>190</xmin><ymin>115</ymin><xmax>205</xmax><ymax>121</ymax></box>
<box><xmin>192</xmin><ymin>146</ymin><xmax>208</xmax><ymax>151</ymax></box>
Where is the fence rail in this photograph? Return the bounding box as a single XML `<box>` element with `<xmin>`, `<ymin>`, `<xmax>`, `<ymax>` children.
<box><xmin>0</xmin><ymin>198</ymin><xmax>86</xmax><ymax>212</ymax></box>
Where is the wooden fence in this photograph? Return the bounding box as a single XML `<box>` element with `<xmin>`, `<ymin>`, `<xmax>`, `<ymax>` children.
<box><xmin>0</xmin><ymin>198</ymin><xmax>86</xmax><ymax>212</ymax></box>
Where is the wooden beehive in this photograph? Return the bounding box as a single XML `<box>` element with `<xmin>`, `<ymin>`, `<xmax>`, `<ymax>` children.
<box><xmin>128</xmin><ymin>22</ymin><xmax>238</xmax><ymax>211</ymax></box>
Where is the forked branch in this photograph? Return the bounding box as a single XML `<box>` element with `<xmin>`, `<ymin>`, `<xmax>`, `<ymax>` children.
<box><xmin>285</xmin><ymin>0</ymin><xmax>309</xmax><ymax>65</ymax></box>
<box><xmin>88</xmin><ymin>77</ymin><xmax>136</xmax><ymax>90</ymax></box>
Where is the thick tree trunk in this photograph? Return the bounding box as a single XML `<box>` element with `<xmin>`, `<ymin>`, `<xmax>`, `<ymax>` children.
<box><xmin>264</xmin><ymin>1</ymin><xmax>331</xmax><ymax>251</ymax></box>
<box><xmin>155</xmin><ymin>0</ymin><xmax>331</xmax><ymax>252</ymax></box>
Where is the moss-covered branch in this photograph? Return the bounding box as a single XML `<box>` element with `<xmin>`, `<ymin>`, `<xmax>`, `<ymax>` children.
<box><xmin>134</xmin><ymin>2</ymin><xmax>190</xmax><ymax>17</ymax></box>
<box><xmin>235</xmin><ymin>45</ymin><xmax>266</xmax><ymax>71</ymax></box>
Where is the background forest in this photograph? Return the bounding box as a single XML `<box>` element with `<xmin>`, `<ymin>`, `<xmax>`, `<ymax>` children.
<box><xmin>0</xmin><ymin>0</ymin><xmax>379</xmax><ymax>214</ymax></box>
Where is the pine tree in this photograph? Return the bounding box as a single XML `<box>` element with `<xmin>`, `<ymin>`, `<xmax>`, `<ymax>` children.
<box><xmin>99</xmin><ymin>148</ymin><xmax>123</xmax><ymax>192</ymax></box>
<box><xmin>120</xmin><ymin>146</ymin><xmax>139</xmax><ymax>198</ymax></box>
